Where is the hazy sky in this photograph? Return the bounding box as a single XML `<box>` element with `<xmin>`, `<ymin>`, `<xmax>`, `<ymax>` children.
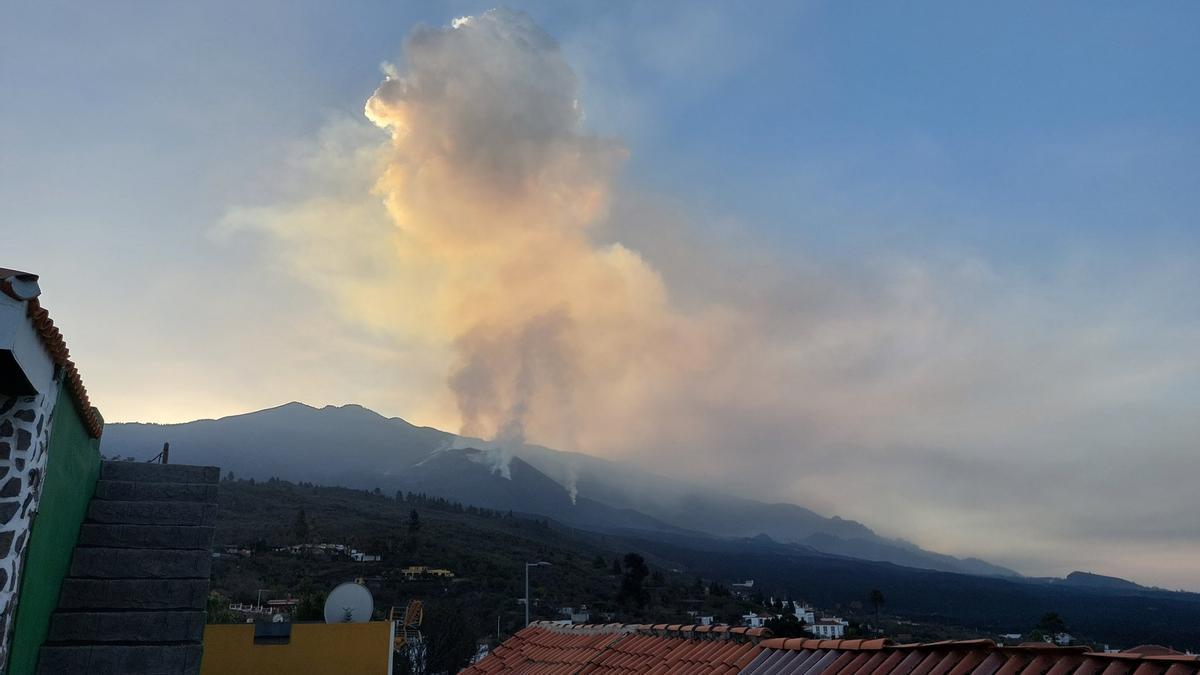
<box><xmin>3</xmin><ymin>2</ymin><xmax>1199</xmax><ymax>589</ymax></box>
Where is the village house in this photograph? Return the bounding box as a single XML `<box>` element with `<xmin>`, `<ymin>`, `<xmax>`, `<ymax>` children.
<box><xmin>791</xmin><ymin>601</ymin><xmax>815</xmax><ymax>624</ymax></box>
<box><xmin>808</xmin><ymin>616</ymin><xmax>850</xmax><ymax>638</ymax></box>
<box><xmin>350</xmin><ymin>549</ymin><xmax>381</xmax><ymax>562</ymax></box>
<box><xmin>741</xmin><ymin>613</ymin><xmax>771</xmax><ymax>629</ymax></box>
<box><xmin>558</xmin><ymin>605</ymin><xmax>592</xmax><ymax>624</ymax></box>
<box><xmin>400</xmin><ymin>565</ymin><xmax>455</xmax><ymax>580</ymax></box>
<box><xmin>267</xmin><ymin>598</ymin><xmax>299</xmax><ymax>612</ymax></box>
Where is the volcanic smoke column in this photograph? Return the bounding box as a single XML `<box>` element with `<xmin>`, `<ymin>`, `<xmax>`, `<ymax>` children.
<box><xmin>363</xmin><ymin>9</ymin><xmax>706</xmax><ymax>464</ymax></box>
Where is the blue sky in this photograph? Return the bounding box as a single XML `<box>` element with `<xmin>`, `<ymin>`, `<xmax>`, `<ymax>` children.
<box><xmin>3</xmin><ymin>2</ymin><xmax>1199</xmax><ymax>587</ymax></box>
<box><xmin>6</xmin><ymin>1</ymin><xmax>1197</xmax><ymax>263</ymax></box>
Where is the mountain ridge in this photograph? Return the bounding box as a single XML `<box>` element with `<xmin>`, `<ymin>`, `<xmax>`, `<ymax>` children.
<box><xmin>102</xmin><ymin>402</ymin><xmax>1018</xmax><ymax>578</ymax></box>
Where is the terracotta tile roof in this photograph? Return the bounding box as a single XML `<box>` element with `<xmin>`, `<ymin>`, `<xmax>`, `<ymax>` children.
<box><xmin>462</xmin><ymin>623</ymin><xmax>764</xmax><ymax>674</ymax></box>
<box><xmin>465</xmin><ymin>628</ymin><xmax>1200</xmax><ymax>675</ymax></box>
<box><xmin>740</xmin><ymin>639</ymin><xmax>1199</xmax><ymax>675</ymax></box>
<box><xmin>0</xmin><ymin>267</ymin><xmax>102</xmax><ymax>438</ymax></box>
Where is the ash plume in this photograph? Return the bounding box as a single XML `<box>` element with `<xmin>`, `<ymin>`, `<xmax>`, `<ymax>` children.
<box><xmin>362</xmin><ymin>9</ymin><xmax>700</xmax><ymax>468</ymax></box>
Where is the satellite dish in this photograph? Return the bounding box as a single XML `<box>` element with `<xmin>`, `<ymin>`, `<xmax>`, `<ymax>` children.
<box><xmin>323</xmin><ymin>582</ymin><xmax>374</xmax><ymax>623</ymax></box>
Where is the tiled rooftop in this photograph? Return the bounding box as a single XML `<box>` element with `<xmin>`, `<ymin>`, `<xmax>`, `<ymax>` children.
<box><xmin>465</xmin><ymin>624</ymin><xmax>1200</xmax><ymax>675</ymax></box>
<box><xmin>462</xmin><ymin>624</ymin><xmax>764</xmax><ymax>674</ymax></box>
<box><xmin>744</xmin><ymin>637</ymin><xmax>1200</xmax><ymax>675</ymax></box>
<box><xmin>0</xmin><ymin>267</ymin><xmax>102</xmax><ymax>437</ymax></box>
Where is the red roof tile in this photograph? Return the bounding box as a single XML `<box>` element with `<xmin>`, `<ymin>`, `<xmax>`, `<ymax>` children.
<box><xmin>739</xmin><ymin>639</ymin><xmax>1197</xmax><ymax>675</ymax></box>
<box><xmin>463</xmin><ymin>624</ymin><xmax>763</xmax><ymax>675</ymax></box>
<box><xmin>466</xmin><ymin>628</ymin><xmax>1200</xmax><ymax>675</ymax></box>
<box><xmin>28</xmin><ymin>298</ymin><xmax>102</xmax><ymax>436</ymax></box>
<box><xmin>0</xmin><ymin>268</ymin><xmax>101</xmax><ymax>437</ymax></box>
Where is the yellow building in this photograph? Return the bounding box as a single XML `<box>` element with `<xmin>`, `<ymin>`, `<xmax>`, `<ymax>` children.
<box><xmin>201</xmin><ymin>621</ymin><xmax>394</xmax><ymax>674</ymax></box>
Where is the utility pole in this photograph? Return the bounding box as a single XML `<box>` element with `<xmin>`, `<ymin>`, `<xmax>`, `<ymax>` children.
<box><xmin>524</xmin><ymin>562</ymin><xmax>551</xmax><ymax>626</ymax></box>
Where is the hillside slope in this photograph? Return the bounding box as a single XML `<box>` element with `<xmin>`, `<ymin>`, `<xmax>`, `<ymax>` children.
<box><xmin>105</xmin><ymin>402</ymin><xmax>1013</xmax><ymax>576</ymax></box>
<box><xmin>212</xmin><ymin>478</ymin><xmax>1200</xmax><ymax>653</ymax></box>
<box><xmin>621</xmin><ymin>530</ymin><xmax>1200</xmax><ymax>650</ymax></box>
<box><xmin>397</xmin><ymin>448</ymin><xmax>690</xmax><ymax>535</ymax></box>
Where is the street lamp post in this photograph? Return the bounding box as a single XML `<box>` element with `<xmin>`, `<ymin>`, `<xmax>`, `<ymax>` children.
<box><xmin>524</xmin><ymin>562</ymin><xmax>551</xmax><ymax>626</ymax></box>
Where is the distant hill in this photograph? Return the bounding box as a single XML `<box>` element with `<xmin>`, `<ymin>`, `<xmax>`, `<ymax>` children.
<box><xmin>104</xmin><ymin>402</ymin><xmax>1018</xmax><ymax>576</ymax></box>
<box><xmin>1061</xmin><ymin>571</ymin><xmax>1146</xmax><ymax>591</ymax></box>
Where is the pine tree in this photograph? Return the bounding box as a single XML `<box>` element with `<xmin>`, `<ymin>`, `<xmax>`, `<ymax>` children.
<box><xmin>618</xmin><ymin>553</ymin><xmax>650</xmax><ymax>609</ymax></box>
<box><xmin>292</xmin><ymin>508</ymin><xmax>310</xmax><ymax>542</ymax></box>
<box><xmin>869</xmin><ymin>589</ymin><xmax>886</xmax><ymax>619</ymax></box>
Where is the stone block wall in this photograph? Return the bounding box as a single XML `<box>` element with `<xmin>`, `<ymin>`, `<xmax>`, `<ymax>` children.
<box><xmin>0</xmin><ymin>389</ymin><xmax>58</xmax><ymax>670</ymax></box>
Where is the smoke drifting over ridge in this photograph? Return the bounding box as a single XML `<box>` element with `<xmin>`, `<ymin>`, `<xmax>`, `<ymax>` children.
<box><xmin>220</xmin><ymin>8</ymin><xmax>1200</xmax><ymax>586</ymax></box>
<box><xmin>361</xmin><ymin>9</ymin><xmax>726</xmax><ymax>455</ymax></box>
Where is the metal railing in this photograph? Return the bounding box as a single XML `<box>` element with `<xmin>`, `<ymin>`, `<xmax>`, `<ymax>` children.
<box><xmin>145</xmin><ymin>442</ymin><xmax>169</xmax><ymax>464</ymax></box>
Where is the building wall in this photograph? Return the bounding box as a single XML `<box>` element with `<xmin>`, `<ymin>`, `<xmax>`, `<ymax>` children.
<box><xmin>0</xmin><ymin>384</ymin><xmax>59</xmax><ymax>673</ymax></box>
<box><xmin>6</xmin><ymin>381</ymin><xmax>101</xmax><ymax>675</ymax></box>
<box><xmin>201</xmin><ymin>622</ymin><xmax>395</xmax><ymax>675</ymax></box>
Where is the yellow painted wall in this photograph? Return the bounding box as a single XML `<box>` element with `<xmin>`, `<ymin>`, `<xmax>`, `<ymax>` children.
<box><xmin>201</xmin><ymin>622</ymin><xmax>394</xmax><ymax>675</ymax></box>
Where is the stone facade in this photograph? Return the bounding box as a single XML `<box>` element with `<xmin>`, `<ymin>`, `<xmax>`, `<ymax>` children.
<box><xmin>0</xmin><ymin>387</ymin><xmax>58</xmax><ymax>669</ymax></box>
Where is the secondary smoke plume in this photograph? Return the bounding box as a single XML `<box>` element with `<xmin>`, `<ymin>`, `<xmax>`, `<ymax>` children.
<box><xmin>362</xmin><ymin>9</ymin><xmax>715</xmax><ymax>460</ymax></box>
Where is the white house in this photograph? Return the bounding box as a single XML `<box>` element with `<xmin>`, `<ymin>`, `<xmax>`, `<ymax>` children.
<box><xmin>559</xmin><ymin>605</ymin><xmax>592</xmax><ymax>624</ymax></box>
<box><xmin>792</xmin><ymin>602</ymin><xmax>815</xmax><ymax>625</ymax></box>
<box><xmin>742</xmin><ymin>613</ymin><xmax>770</xmax><ymax>628</ymax></box>
<box><xmin>350</xmin><ymin>549</ymin><xmax>381</xmax><ymax>562</ymax></box>
<box><xmin>808</xmin><ymin>617</ymin><xmax>849</xmax><ymax>638</ymax></box>
<box><xmin>730</xmin><ymin>580</ymin><xmax>756</xmax><ymax>599</ymax></box>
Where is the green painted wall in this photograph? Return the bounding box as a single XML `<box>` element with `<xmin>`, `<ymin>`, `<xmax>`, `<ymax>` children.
<box><xmin>5</xmin><ymin>380</ymin><xmax>101</xmax><ymax>675</ymax></box>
